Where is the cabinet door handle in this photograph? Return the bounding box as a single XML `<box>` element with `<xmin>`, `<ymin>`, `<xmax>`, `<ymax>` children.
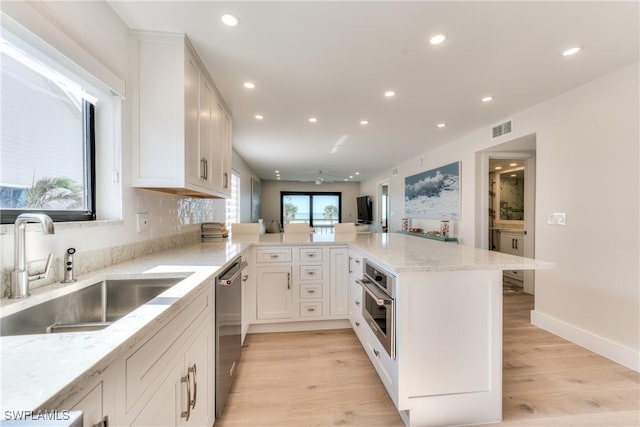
<box><xmin>512</xmin><ymin>238</ymin><xmax>515</xmax><ymax>249</ymax></box>
<box><xmin>348</xmin><ymin>256</ymin><xmax>353</xmax><ymax>273</ymax></box>
<box><xmin>373</xmin><ymin>349</ymin><xmax>380</xmax><ymax>358</ymax></box>
<box><xmin>200</xmin><ymin>158</ymin><xmax>205</xmax><ymax>179</ymax></box>
<box><xmin>91</xmin><ymin>415</ymin><xmax>108</xmax><ymax>427</ymax></box>
<box><xmin>355</xmin><ymin>301</ymin><xmax>360</xmax><ymax>306</ymax></box>
<box><xmin>355</xmin><ymin>259</ymin><xmax>361</xmax><ymax>264</ymax></box>
<box><xmin>223</xmin><ymin>172</ymin><xmax>229</xmax><ymax>189</ymax></box>
<box><xmin>181</xmin><ymin>374</ymin><xmax>191</xmax><ymax>421</ymax></box>
<box><xmin>287</xmin><ymin>272</ymin><xmax>290</xmax><ymax>290</ymax></box>
<box><xmin>355</xmin><ymin>321</ymin><xmax>360</xmax><ymax>327</ymax></box>
<box><xmin>188</xmin><ymin>363</ymin><xmax>198</xmax><ymax>409</ymax></box>
<box><xmin>204</xmin><ymin>159</ymin><xmax>208</xmax><ymax>180</ymax></box>
<box><xmin>515</xmin><ymin>239</ymin><xmax>518</xmax><ymax>250</ymax></box>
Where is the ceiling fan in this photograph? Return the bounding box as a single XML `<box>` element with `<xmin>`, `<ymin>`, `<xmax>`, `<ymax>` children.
<box><xmin>315</xmin><ymin>170</ymin><xmax>337</xmax><ymax>185</ymax></box>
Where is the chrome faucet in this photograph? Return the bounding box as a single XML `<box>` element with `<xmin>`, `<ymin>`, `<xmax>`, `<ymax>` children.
<box><xmin>11</xmin><ymin>213</ymin><xmax>55</xmax><ymax>299</ymax></box>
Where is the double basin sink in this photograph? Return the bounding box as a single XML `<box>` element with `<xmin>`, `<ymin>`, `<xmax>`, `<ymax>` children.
<box><xmin>0</xmin><ymin>275</ymin><xmax>189</xmax><ymax>337</ymax></box>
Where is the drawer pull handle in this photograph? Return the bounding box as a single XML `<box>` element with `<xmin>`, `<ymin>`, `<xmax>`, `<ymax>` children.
<box><xmin>308</xmin><ymin>289</ymin><xmax>316</xmax><ymax>293</ymax></box>
<box><xmin>270</xmin><ymin>254</ymin><xmax>279</xmax><ymax>258</ymax></box>
<box><xmin>308</xmin><ymin>253</ymin><xmax>316</xmax><ymax>257</ymax></box>
<box><xmin>91</xmin><ymin>415</ymin><xmax>108</xmax><ymax>427</ymax></box>
<box><xmin>355</xmin><ymin>321</ymin><xmax>360</xmax><ymax>327</ymax></box>
<box><xmin>307</xmin><ymin>271</ymin><xmax>315</xmax><ymax>275</ymax></box>
<box><xmin>307</xmin><ymin>307</ymin><xmax>316</xmax><ymax>312</ymax></box>
<box><xmin>355</xmin><ymin>301</ymin><xmax>360</xmax><ymax>306</ymax></box>
<box><xmin>188</xmin><ymin>363</ymin><xmax>197</xmax><ymax>409</ymax></box>
<box><xmin>181</xmin><ymin>375</ymin><xmax>191</xmax><ymax>421</ymax></box>
<box><xmin>373</xmin><ymin>349</ymin><xmax>380</xmax><ymax>358</ymax></box>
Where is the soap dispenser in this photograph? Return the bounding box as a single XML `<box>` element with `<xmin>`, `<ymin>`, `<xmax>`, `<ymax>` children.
<box><xmin>62</xmin><ymin>247</ymin><xmax>77</xmax><ymax>283</ymax></box>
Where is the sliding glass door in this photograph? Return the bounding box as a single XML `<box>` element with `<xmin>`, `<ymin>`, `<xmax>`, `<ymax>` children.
<box><xmin>281</xmin><ymin>192</ymin><xmax>341</xmax><ymax>232</ymax></box>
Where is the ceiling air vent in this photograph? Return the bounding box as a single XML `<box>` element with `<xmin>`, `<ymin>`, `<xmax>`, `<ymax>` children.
<box><xmin>492</xmin><ymin>120</ymin><xmax>512</xmax><ymax>138</ymax></box>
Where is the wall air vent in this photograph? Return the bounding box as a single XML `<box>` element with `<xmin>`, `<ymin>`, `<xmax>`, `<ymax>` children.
<box><xmin>492</xmin><ymin>120</ymin><xmax>512</xmax><ymax>138</ymax></box>
<box><xmin>392</xmin><ymin>168</ymin><xmax>399</xmax><ymax>176</ymax></box>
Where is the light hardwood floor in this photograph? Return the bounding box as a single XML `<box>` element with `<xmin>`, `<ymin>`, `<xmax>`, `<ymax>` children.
<box><xmin>217</xmin><ymin>292</ymin><xmax>639</xmax><ymax>426</ymax></box>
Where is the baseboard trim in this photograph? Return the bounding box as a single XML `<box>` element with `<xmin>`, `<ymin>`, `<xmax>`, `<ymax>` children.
<box><xmin>248</xmin><ymin>319</ymin><xmax>351</xmax><ymax>334</ymax></box>
<box><xmin>531</xmin><ymin>310</ymin><xmax>639</xmax><ymax>372</ymax></box>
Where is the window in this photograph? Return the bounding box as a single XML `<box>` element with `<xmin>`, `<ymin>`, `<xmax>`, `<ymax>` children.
<box><xmin>225</xmin><ymin>170</ymin><xmax>241</xmax><ymax>225</ymax></box>
<box><xmin>0</xmin><ymin>32</ymin><xmax>96</xmax><ymax>223</ymax></box>
<box><xmin>281</xmin><ymin>192</ymin><xmax>341</xmax><ymax>233</ymax></box>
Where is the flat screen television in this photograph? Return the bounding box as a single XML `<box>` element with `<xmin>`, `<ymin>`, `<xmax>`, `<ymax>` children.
<box><xmin>356</xmin><ymin>195</ymin><xmax>372</xmax><ymax>224</ymax></box>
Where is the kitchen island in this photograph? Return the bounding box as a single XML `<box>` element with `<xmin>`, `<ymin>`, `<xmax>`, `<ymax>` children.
<box><xmin>0</xmin><ymin>232</ymin><xmax>551</xmax><ymax>426</ymax></box>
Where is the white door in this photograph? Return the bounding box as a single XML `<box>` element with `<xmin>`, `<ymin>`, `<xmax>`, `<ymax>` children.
<box><xmin>256</xmin><ymin>265</ymin><xmax>293</xmax><ymax>320</ymax></box>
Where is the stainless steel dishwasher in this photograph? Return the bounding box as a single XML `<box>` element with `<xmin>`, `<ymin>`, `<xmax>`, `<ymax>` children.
<box><xmin>215</xmin><ymin>256</ymin><xmax>247</xmax><ymax>418</ymax></box>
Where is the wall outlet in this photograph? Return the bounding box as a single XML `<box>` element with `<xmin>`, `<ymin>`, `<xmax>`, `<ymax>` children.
<box><xmin>547</xmin><ymin>212</ymin><xmax>566</xmax><ymax>226</ymax></box>
<box><xmin>137</xmin><ymin>213</ymin><xmax>150</xmax><ymax>233</ymax></box>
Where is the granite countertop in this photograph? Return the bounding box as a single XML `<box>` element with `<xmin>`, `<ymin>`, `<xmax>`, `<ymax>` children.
<box><xmin>0</xmin><ymin>232</ymin><xmax>552</xmax><ymax>412</ymax></box>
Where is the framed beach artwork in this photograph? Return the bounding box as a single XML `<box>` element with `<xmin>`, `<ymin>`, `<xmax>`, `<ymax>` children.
<box><xmin>251</xmin><ymin>177</ymin><xmax>261</xmax><ymax>223</ymax></box>
<box><xmin>404</xmin><ymin>161</ymin><xmax>460</xmax><ymax>219</ymax></box>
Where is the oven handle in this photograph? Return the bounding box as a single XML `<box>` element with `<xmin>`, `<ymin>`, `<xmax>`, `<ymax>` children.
<box><xmin>356</xmin><ymin>279</ymin><xmax>392</xmax><ymax>306</ymax></box>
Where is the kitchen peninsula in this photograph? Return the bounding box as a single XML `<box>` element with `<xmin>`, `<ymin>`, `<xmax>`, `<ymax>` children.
<box><xmin>0</xmin><ymin>232</ymin><xmax>551</xmax><ymax>427</ymax></box>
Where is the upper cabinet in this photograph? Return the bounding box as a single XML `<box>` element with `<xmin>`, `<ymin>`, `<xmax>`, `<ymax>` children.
<box><xmin>131</xmin><ymin>32</ymin><xmax>232</xmax><ymax>198</ymax></box>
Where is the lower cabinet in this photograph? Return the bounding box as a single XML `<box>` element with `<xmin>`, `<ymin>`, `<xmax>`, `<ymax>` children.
<box><xmin>256</xmin><ymin>264</ymin><xmax>293</xmax><ymax>320</ymax></box>
<box><xmin>130</xmin><ymin>319</ymin><xmax>211</xmax><ymax>427</ymax></box>
<box><xmin>58</xmin><ymin>380</ymin><xmax>110</xmax><ymax>427</ymax></box>
<box><xmin>329</xmin><ymin>248</ymin><xmax>349</xmax><ymax>317</ymax></box>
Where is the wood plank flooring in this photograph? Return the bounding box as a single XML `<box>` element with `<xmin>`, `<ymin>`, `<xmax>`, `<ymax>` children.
<box><xmin>216</xmin><ymin>292</ymin><xmax>639</xmax><ymax>426</ymax></box>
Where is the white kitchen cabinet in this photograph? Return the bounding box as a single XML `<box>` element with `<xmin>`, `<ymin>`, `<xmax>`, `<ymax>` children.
<box><xmin>256</xmin><ymin>265</ymin><xmax>294</xmax><ymax>320</ymax></box>
<box><xmin>499</xmin><ymin>231</ymin><xmax>525</xmax><ymax>284</ymax></box>
<box><xmin>130</xmin><ymin>313</ymin><xmax>212</xmax><ymax>427</ymax></box>
<box><xmin>131</xmin><ymin>31</ymin><xmax>231</xmax><ymax>198</ymax></box>
<box><xmin>329</xmin><ymin>247</ymin><xmax>350</xmax><ymax>317</ymax></box>
<box><xmin>59</xmin><ymin>381</ymin><xmax>110</xmax><ymax>427</ymax></box>
<box><xmin>348</xmin><ymin>251</ymin><xmax>364</xmax><ymax>327</ymax></box>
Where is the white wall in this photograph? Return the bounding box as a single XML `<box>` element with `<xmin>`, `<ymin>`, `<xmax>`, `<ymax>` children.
<box><xmin>361</xmin><ymin>62</ymin><xmax>640</xmax><ymax>369</ymax></box>
<box><xmin>260</xmin><ymin>181</ymin><xmax>361</xmax><ymax>227</ymax></box>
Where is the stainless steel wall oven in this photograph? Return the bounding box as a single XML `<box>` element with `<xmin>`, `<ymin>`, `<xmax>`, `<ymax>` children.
<box><xmin>357</xmin><ymin>259</ymin><xmax>396</xmax><ymax>358</ymax></box>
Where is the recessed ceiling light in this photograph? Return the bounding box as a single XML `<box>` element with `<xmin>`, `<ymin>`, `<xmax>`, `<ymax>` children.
<box><xmin>430</xmin><ymin>34</ymin><xmax>446</xmax><ymax>45</ymax></box>
<box><xmin>562</xmin><ymin>47</ymin><xmax>581</xmax><ymax>57</ymax></box>
<box><xmin>277</xmin><ymin>177</ymin><xmax>281</xmax><ymax>180</ymax></box>
<box><xmin>243</xmin><ymin>81</ymin><xmax>256</xmax><ymax>89</ymax></box>
<box><xmin>510</xmin><ymin>174</ymin><xmax>517</xmax><ymax>177</ymax></box>
<box><xmin>275</xmin><ymin>170</ymin><xmax>279</xmax><ymax>173</ymax></box>
<box><xmin>384</xmin><ymin>90</ymin><xmax>396</xmax><ymax>98</ymax></box>
<box><xmin>509</xmin><ymin>163</ymin><xmax>517</xmax><ymax>167</ymax></box>
<box><xmin>355</xmin><ymin>172</ymin><xmax>360</xmax><ymax>175</ymax></box>
<box><xmin>344</xmin><ymin>178</ymin><xmax>348</xmax><ymax>181</ymax></box>
<box><xmin>254</xmin><ymin>114</ymin><xmax>264</xmax><ymax>120</ymax></box>
<box><xmin>360</xmin><ymin>120</ymin><xmax>369</xmax><ymax>125</ymax></box>
<box><xmin>349</xmin><ymin>175</ymin><xmax>353</xmax><ymax>179</ymax></box>
<box><xmin>308</xmin><ymin>117</ymin><xmax>318</xmax><ymax>123</ymax></box>
<box><xmin>437</xmin><ymin>123</ymin><xmax>446</xmax><ymax>128</ymax></box>
<box><xmin>481</xmin><ymin>96</ymin><xmax>494</xmax><ymax>103</ymax></box>
<box><xmin>221</xmin><ymin>14</ymin><xmax>240</xmax><ymax>27</ymax></box>
<box><xmin>495</xmin><ymin>166</ymin><xmax>503</xmax><ymax>170</ymax></box>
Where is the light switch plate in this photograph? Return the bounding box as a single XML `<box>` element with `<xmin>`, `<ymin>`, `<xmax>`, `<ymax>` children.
<box><xmin>547</xmin><ymin>212</ymin><xmax>566</xmax><ymax>226</ymax></box>
<box><xmin>137</xmin><ymin>213</ymin><xmax>150</xmax><ymax>233</ymax></box>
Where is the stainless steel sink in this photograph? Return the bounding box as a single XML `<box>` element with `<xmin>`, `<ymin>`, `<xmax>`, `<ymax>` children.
<box><xmin>0</xmin><ymin>276</ymin><xmax>187</xmax><ymax>336</ymax></box>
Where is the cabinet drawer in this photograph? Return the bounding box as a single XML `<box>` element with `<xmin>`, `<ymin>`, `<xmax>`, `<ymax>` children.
<box><xmin>299</xmin><ymin>265</ymin><xmax>323</xmax><ymax>281</ymax></box>
<box><xmin>125</xmin><ymin>292</ymin><xmax>209</xmax><ymax>411</ymax></box>
<box><xmin>256</xmin><ymin>248</ymin><xmax>292</xmax><ymax>263</ymax></box>
<box><xmin>299</xmin><ymin>248</ymin><xmax>323</xmax><ymax>262</ymax></box>
<box><xmin>300</xmin><ymin>283</ymin><xmax>323</xmax><ymax>299</ymax></box>
<box><xmin>299</xmin><ymin>302</ymin><xmax>323</xmax><ymax>318</ymax></box>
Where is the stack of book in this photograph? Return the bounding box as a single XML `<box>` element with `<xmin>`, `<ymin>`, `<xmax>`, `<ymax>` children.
<box><xmin>201</xmin><ymin>223</ymin><xmax>228</xmax><ymax>241</ymax></box>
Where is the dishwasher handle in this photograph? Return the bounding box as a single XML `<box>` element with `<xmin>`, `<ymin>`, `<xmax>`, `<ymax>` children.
<box><xmin>217</xmin><ymin>260</ymin><xmax>248</xmax><ymax>286</ymax></box>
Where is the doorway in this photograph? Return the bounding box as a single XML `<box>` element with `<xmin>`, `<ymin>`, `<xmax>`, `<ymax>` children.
<box><xmin>378</xmin><ymin>182</ymin><xmax>389</xmax><ymax>233</ymax></box>
<box><xmin>478</xmin><ymin>134</ymin><xmax>536</xmax><ymax>294</ymax></box>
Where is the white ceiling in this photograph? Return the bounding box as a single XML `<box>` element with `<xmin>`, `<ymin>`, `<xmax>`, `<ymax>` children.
<box><xmin>109</xmin><ymin>1</ymin><xmax>639</xmax><ymax>183</ymax></box>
